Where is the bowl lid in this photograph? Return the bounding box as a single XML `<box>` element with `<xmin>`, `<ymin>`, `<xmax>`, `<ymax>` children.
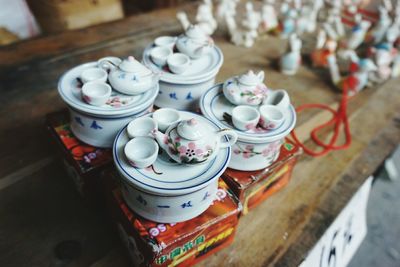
<box><xmin>200</xmin><ymin>84</ymin><xmax>297</xmax><ymax>143</ymax></box>
<box><xmin>119</xmin><ymin>56</ymin><xmax>153</xmax><ymax>75</ymax></box>
<box><xmin>58</xmin><ymin>62</ymin><xmax>159</xmax><ymax>117</ymax></box>
<box><xmin>113</xmin><ymin>111</ymin><xmax>231</xmax><ymax>196</ymax></box>
<box><xmin>142</xmin><ymin>44</ymin><xmax>223</xmax><ymax>84</ymax></box>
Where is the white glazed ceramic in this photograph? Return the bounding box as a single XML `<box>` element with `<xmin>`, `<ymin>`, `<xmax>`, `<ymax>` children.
<box><xmin>124</xmin><ymin>137</ymin><xmax>159</xmax><ymax>168</ymax></box>
<box><xmin>200</xmin><ymin>84</ymin><xmax>296</xmax><ymax>171</ymax></box>
<box><xmin>58</xmin><ymin>62</ymin><xmax>159</xmax><ymax>147</ymax></box>
<box><xmin>262</xmin><ymin>89</ymin><xmax>290</xmax><ymax>109</ymax></box>
<box><xmin>80</xmin><ymin>68</ymin><xmax>108</xmax><ymax>83</ymax></box>
<box><xmin>222</xmin><ymin>70</ymin><xmax>268</xmax><ymax>106</ymax></box>
<box><xmin>127</xmin><ymin>117</ymin><xmax>158</xmax><ymax>139</ymax></box>
<box><xmin>176</xmin><ymin>25</ymin><xmax>213</xmax><ymax>59</ymax></box>
<box><xmin>154</xmin><ymin>36</ymin><xmax>177</xmax><ymax>50</ymax></box>
<box><xmin>113</xmin><ymin>111</ymin><xmax>231</xmax><ymax>222</ymax></box>
<box><xmin>150</xmin><ymin>46</ymin><xmax>172</xmax><ymax>67</ymax></box>
<box><xmin>153</xmin><ymin>117</ymin><xmax>237</xmax><ymax>165</ymax></box>
<box><xmin>97</xmin><ymin>56</ymin><xmax>122</xmax><ymax>71</ymax></box>
<box><xmin>153</xmin><ymin>108</ymin><xmax>181</xmax><ymax>132</ymax></box>
<box><xmin>167</xmin><ymin>53</ymin><xmax>191</xmax><ymax>74</ymax></box>
<box><xmin>142</xmin><ymin>44</ymin><xmax>223</xmax><ymax>110</ymax></box>
<box><xmin>99</xmin><ymin>56</ymin><xmax>158</xmax><ymax>95</ymax></box>
<box><xmin>120</xmin><ymin>177</ymin><xmax>217</xmax><ymax>223</ymax></box>
<box><xmin>232</xmin><ymin>105</ymin><xmax>260</xmax><ymax>131</ymax></box>
<box><xmin>69</xmin><ymin>105</ymin><xmax>152</xmax><ymax>148</ymax></box>
<box><xmin>81</xmin><ymin>81</ymin><xmax>112</xmax><ymax>106</ymax></box>
<box><xmin>259</xmin><ymin>104</ymin><xmax>284</xmax><ymax>130</ymax></box>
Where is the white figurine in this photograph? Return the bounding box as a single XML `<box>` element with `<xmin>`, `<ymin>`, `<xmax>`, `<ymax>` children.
<box><xmin>177</xmin><ymin>11</ymin><xmax>191</xmax><ymax>31</ymax></box>
<box><xmin>241</xmin><ymin>2</ymin><xmax>261</xmax><ymax>47</ymax></box>
<box><xmin>216</xmin><ymin>0</ymin><xmax>239</xmax><ymax>27</ymax></box>
<box><xmin>280</xmin><ymin>34</ymin><xmax>302</xmax><ymax>75</ymax></box>
<box><xmin>327</xmin><ymin>54</ymin><xmax>377</xmax><ymax>94</ymax></box>
<box><xmin>345</xmin><ymin>14</ymin><xmax>371</xmax><ymax>50</ymax></box>
<box><xmin>281</xmin><ymin>8</ymin><xmax>298</xmax><ymax>38</ymax></box>
<box><xmin>261</xmin><ymin>0</ymin><xmax>278</xmax><ymax>32</ymax></box>
<box><xmin>195</xmin><ymin>0</ymin><xmax>218</xmax><ymax>35</ymax></box>
<box><xmin>176</xmin><ymin>0</ymin><xmax>217</xmax><ymax>36</ymax></box>
<box><xmin>370</xmin><ymin>5</ymin><xmax>392</xmax><ymax>44</ymax></box>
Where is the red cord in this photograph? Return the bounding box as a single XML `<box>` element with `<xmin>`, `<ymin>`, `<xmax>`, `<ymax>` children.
<box><xmin>289</xmin><ymin>81</ymin><xmax>354</xmax><ymax>157</ymax></box>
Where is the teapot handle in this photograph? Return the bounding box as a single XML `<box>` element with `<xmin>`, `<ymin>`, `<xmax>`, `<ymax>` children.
<box><xmin>216</xmin><ymin>129</ymin><xmax>238</xmax><ymax>149</ymax></box>
<box><xmin>98</xmin><ymin>59</ymin><xmax>118</xmax><ymax>71</ymax></box>
<box><xmin>257</xmin><ymin>71</ymin><xmax>265</xmax><ymax>82</ymax></box>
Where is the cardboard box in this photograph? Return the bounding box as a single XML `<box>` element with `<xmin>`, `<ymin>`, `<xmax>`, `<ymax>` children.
<box><xmin>27</xmin><ymin>0</ymin><xmax>124</xmax><ymax>33</ymax></box>
<box><xmin>222</xmin><ymin>140</ymin><xmax>302</xmax><ymax>214</ymax></box>
<box><xmin>46</xmin><ymin>109</ymin><xmax>113</xmax><ymax>199</ymax></box>
<box><xmin>105</xmin><ymin>169</ymin><xmax>241</xmax><ymax>267</ymax></box>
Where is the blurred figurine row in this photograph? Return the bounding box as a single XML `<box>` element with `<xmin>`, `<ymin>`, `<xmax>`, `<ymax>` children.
<box><xmin>177</xmin><ymin>0</ymin><xmax>400</xmax><ymax>94</ymax></box>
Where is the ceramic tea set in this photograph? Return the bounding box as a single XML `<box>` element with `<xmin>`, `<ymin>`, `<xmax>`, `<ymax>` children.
<box><xmin>201</xmin><ymin>70</ymin><xmax>296</xmax><ymax>171</ymax></box>
<box><xmin>113</xmin><ymin>110</ymin><xmax>237</xmax><ymax>223</ymax></box>
<box><xmin>122</xmin><ymin>109</ymin><xmax>237</xmax><ymax>168</ymax></box>
<box><xmin>142</xmin><ymin>25</ymin><xmax>223</xmax><ymax>110</ymax></box>
<box><xmin>58</xmin><ymin>56</ymin><xmax>159</xmax><ymax>147</ymax></box>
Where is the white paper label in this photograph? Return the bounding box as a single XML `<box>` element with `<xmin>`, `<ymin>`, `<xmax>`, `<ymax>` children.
<box><xmin>299</xmin><ymin>176</ymin><xmax>373</xmax><ymax>267</ymax></box>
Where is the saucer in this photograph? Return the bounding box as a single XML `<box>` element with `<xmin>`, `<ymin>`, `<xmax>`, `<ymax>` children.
<box><xmin>200</xmin><ymin>84</ymin><xmax>297</xmax><ymax>143</ymax></box>
<box><xmin>142</xmin><ymin>44</ymin><xmax>223</xmax><ymax>84</ymax></box>
<box><xmin>58</xmin><ymin>62</ymin><xmax>159</xmax><ymax>117</ymax></box>
<box><xmin>113</xmin><ymin>111</ymin><xmax>231</xmax><ymax>196</ymax></box>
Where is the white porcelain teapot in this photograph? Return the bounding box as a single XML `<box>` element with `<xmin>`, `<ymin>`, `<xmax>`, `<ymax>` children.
<box><xmin>176</xmin><ymin>25</ymin><xmax>214</xmax><ymax>59</ymax></box>
<box><xmin>222</xmin><ymin>70</ymin><xmax>268</xmax><ymax>106</ymax></box>
<box><xmin>153</xmin><ymin>118</ymin><xmax>237</xmax><ymax>165</ymax></box>
<box><xmin>99</xmin><ymin>56</ymin><xmax>158</xmax><ymax>95</ymax></box>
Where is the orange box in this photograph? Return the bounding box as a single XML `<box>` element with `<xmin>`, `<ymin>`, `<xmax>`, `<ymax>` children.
<box><xmin>105</xmin><ymin>169</ymin><xmax>241</xmax><ymax>267</ymax></box>
<box><xmin>222</xmin><ymin>140</ymin><xmax>301</xmax><ymax>214</ymax></box>
<box><xmin>46</xmin><ymin>109</ymin><xmax>113</xmax><ymax>199</ymax></box>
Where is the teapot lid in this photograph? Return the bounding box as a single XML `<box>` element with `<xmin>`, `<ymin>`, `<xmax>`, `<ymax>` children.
<box><xmin>177</xmin><ymin>118</ymin><xmax>207</xmax><ymax>141</ymax></box>
<box><xmin>119</xmin><ymin>56</ymin><xmax>153</xmax><ymax>75</ymax></box>
<box><xmin>238</xmin><ymin>70</ymin><xmax>265</xmax><ymax>86</ymax></box>
<box><xmin>185</xmin><ymin>25</ymin><xmax>208</xmax><ymax>40</ymax></box>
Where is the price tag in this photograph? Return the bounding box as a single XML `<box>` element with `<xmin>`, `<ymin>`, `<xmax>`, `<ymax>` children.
<box><xmin>299</xmin><ymin>176</ymin><xmax>373</xmax><ymax>267</ymax></box>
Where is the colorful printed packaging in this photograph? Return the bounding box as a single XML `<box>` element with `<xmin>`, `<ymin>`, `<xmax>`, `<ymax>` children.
<box><xmin>222</xmin><ymin>140</ymin><xmax>302</xmax><ymax>214</ymax></box>
<box><xmin>105</xmin><ymin>169</ymin><xmax>241</xmax><ymax>267</ymax></box>
<box><xmin>46</xmin><ymin>109</ymin><xmax>113</xmax><ymax>199</ymax></box>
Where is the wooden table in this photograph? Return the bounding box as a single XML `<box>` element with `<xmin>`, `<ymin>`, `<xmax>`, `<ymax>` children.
<box><xmin>1</xmin><ymin>3</ymin><xmax>399</xmax><ymax>267</ymax></box>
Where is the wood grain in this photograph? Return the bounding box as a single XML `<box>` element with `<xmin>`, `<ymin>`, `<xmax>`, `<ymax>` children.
<box><xmin>0</xmin><ymin>2</ymin><xmax>399</xmax><ymax>267</ymax></box>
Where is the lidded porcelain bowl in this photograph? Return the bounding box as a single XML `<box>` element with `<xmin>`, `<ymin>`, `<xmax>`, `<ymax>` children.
<box><xmin>113</xmin><ymin>111</ymin><xmax>232</xmax><ymax>223</ymax></box>
<box><xmin>201</xmin><ymin>83</ymin><xmax>296</xmax><ymax>171</ymax></box>
<box><xmin>142</xmin><ymin>34</ymin><xmax>223</xmax><ymax>111</ymax></box>
<box><xmin>58</xmin><ymin>61</ymin><xmax>159</xmax><ymax>148</ymax></box>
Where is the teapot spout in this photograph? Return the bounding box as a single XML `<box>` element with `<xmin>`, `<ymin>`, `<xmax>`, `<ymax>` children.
<box><xmin>152</xmin><ymin>130</ymin><xmax>169</xmax><ymax>152</ymax></box>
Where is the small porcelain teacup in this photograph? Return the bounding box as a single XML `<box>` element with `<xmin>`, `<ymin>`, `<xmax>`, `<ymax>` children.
<box><xmin>232</xmin><ymin>105</ymin><xmax>260</xmax><ymax>131</ymax></box>
<box><xmin>259</xmin><ymin>105</ymin><xmax>285</xmax><ymax>130</ymax></box>
<box><xmin>81</xmin><ymin>81</ymin><xmax>112</xmax><ymax>106</ymax></box>
<box><xmin>262</xmin><ymin>89</ymin><xmax>290</xmax><ymax>109</ymax></box>
<box><xmin>167</xmin><ymin>53</ymin><xmax>190</xmax><ymax>74</ymax></box>
<box><xmin>152</xmin><ymin>108</ymin><xmax>181</xmax><ymax>132</ymax></box>
<box><xmin>127</xmin><ymin>117</ymin><xmax>158</xmax><ymax>139</ymax></box>
<box><xmin>80</xmin><ymin>68</ymin><xmax>108</xmax><ymax>83</ymax></box>
<box><xmin>124</xmin><ymin>137</ymin><xmax>159</xmax><ymax>168</ymax></box>
<box><xmin>97</xmin><ymin>56</ymin><xmax>122</xmax><ymax>71</ymax></box>
<box><xmin>150</xmin><ymin>46</ymin><xmax>173</xmax><ymax>67</ymax></box>
<box><xmin>154</xmin><ymin>36</ymin><xmax>177</xmax><ymax>50</ymax></box>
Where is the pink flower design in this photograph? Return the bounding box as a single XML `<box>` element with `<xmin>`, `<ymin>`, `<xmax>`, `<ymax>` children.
<box><xmin>83</xmin><ymin>95</ymin><xmax>91</xmax><ymax>104</ymax></box>
<box><xmin>178</xmin><ymin>145</ymin><xmax>187</xmax><ymax>155</ymax></box>
<box><xmin>233</xmin><ymin>148</ymin><xmax>240</xmax><ymax>155</ymax></box>
<box><xmin>245</xmin><ymin>123</ymin><xmax>256</xmax><ymax>130</ymax></box>
<box><xmin>243</xmin><ymin>151</ymin><xmax>252</xmax><ymax>158</ymax></box>
<box><xmin>245</xmin><ymin>144</ymin><xmax>254</xmax><ymax>151</ymax></box>
<box><xmin>163</xmin><ymin>135</ymin><xmax>169</xmax><ymax>145</ymax></box>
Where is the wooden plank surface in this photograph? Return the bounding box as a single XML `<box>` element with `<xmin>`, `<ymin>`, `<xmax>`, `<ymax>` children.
<box><xmin>0</xmin><ymin>3</ymin><xmax>399</xmax><ymax>267</ymax></box>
